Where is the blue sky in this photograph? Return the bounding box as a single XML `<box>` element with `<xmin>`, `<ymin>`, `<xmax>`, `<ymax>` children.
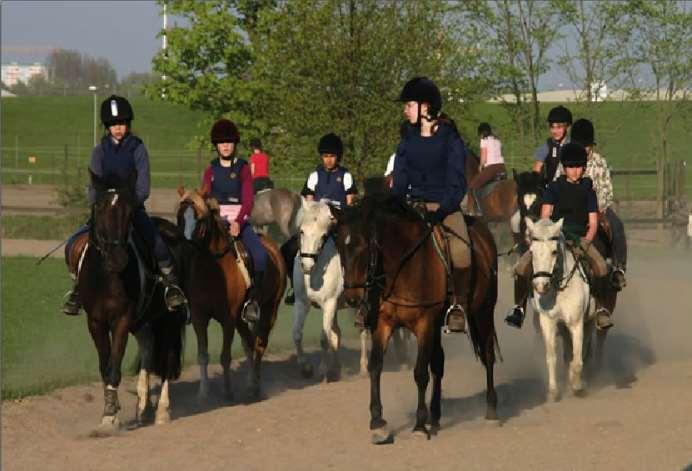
<box><xmin>1</xmin><ymin>0</ymin><xmax>163</xmax><ymax>77</ymax></box>
<box><xmin>1</xmin><ymin>0</ymin><xmax>578</xmax><ymax>89</ymax></box>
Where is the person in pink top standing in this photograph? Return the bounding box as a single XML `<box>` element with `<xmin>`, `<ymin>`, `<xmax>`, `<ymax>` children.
<box><xmin>466</xmin><ymin>122</ymin><xmax>507</xmax><ymax>215</ymax></box>
<box><xmin>249</xmin><ymin>138</ymin><xmax>274</xmax><ymax>194</ymax></box>
<box><xmin>201</xmin><ymin>119</ymin><xmax>267</xmax><ymax>322</ymax></box>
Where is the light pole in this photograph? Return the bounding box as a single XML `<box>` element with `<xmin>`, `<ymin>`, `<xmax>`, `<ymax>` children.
<box><xmin>88</xmin><ymin>85</ymin><xmax>98</xmax><ymax>147</ymax></box>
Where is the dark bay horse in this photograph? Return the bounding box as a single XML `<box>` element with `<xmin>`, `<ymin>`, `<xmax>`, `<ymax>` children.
<box><xmin>333</xmin><ymin>195</ymin><xmax>499</xmax><ymax>443</ymax></box>
<box><xmin>176</xmin><ymin>189</ymin><xmax>287</xmax><ymax>400</ymax></box>
<box><xmin>70</xmin><ymin>171</ymin><xmax>185</xmax><ymax>433</ymax></box>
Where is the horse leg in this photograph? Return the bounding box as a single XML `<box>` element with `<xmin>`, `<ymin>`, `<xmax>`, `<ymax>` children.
<box><xmin>193</xmin><ymin>317</ymin><xmax>211</xmax><ymax>400</ymax></box>
<box><xmin>101</xmin><ymin>316</ymin><xmax>129</xmax><ymax>431</ymax></box>
<box><xmin>133</xmin><ymin>327</ymin><xmax>154</xmax><ymax>425</ymax></box>
<box><xmin>568</xmin><ymin>321</ymin><xmax>586</xmax><ymax>396</ymax></box>
<box><xmin>429</xmin><ymin>321</ymin><xmax>445</xmax><ymax>434</ymax></box>
<box><xmin>481</xmin><ymin>325</ymin><xmax>499</xmax><ymax>421</ymax></box>
<box><xmin>155</xmin><ymin>379</ymin><xmax>171</xmax><ymax>424</ymax></box>
<box><xmin>220</xmin><ymin>318</ymin><xmax>236</xmax><ymax>401</ymax></box>
<box><xmin>321</xmin><ymin>299</ymin><xmax>340</xmax><ymax>382</ymax></box>
<box><xmin>359</xmin><ymin>328</ymin><xmax>370</xmax><ymax>376</ymax></box>
<box><xmin>392</xmin><ymin>328</ymin><xmax>408</xmax><ymax>370</ymax></box>
<box><xmin>292</xmin><ymin>289</ymin><xmax>313</xmax><ymax>378</ymax></box>
<box><xmin>235</xmin><ymin>319</ymin><xmax>261</xmax><ymax>401</ymax></box>
<box><xmin>539</xmin><ymin>313</ymin><xmax>560</xmax><ymax>401</ymax></box>
<box><xmin>369</xmin><ymin>318</ymin><xmax>394</xmax><ymax>444</ymax></box>
<box><xmin>412</xmin><ymin>321</ymin><xmax>432</xmax><ymax>439</ymax></box>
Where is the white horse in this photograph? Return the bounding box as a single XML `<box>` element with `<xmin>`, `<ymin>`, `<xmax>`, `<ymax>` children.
<box><xmin>292</xmin><ymin>199</ymin><xmax>370</xmax><ymax>380</ymax></box>
<box><xmin>526</xmin><ymin>218</ymin><xmax>596</xmax><ymax>401</ymax></box>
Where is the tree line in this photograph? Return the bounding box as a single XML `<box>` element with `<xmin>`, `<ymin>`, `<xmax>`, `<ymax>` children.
<box><xmin>2</xmin><ymin>49</ymin><xmax>155</xmax><ymax>98</ymax></box>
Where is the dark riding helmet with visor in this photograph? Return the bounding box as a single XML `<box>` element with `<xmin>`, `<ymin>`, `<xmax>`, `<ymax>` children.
<box><xmin>318</xmin><ymin>133</ymin><xmax>344</xmax><ymax>161</ymax></box>
<box><xmin>100</xmin><ymin>95</ymin><xmax>134</xmax><ymax>127</ymax></box>
<box><xmin>398</xmin><ymin>77</ymin><xmax>443</xmax><ymax>124</ymax></box>
<box><xmin>547</xmin><ymin>105</ymin><xmax>573</xmax><ymax>125</ymax></box>
<box><xmin>560</xmin><ymin>142</ymin><xmax>588</xmax><ymax>168</ymax></box>
<box><xmin>570</xmin><ymin>119</ymin><xmax>595</xmax><ymax>147</ymax></box>
<box><xmin>210</xmin><ymin>119</ymin><xmax>240</xmax><ymax>144</ymax></box>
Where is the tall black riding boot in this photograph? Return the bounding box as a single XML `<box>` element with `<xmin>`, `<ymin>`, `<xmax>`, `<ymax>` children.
<box><xmin>444</xmin><ymin>268</ymin><xmax>469</xmax><ymax>334</ymax></box>
<box><xmin>62</xmin><ymin>278</ymin><xmax>81</xmax><ymax>316</ymax></box>
<box><xmin>160</xmin><ymin>262</ymin><xmax>187</xmax><ymax>311</ymax></box>
<box><xmin>242</xmin><ymin>271</ymin><xmax>264</xmax><ymax>324</ymax></box>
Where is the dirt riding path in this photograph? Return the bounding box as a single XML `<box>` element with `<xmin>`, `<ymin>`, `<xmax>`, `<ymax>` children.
<box><xmin>3</xmin><ymin>249</ymin><xmax>692</xmax><ymax>470</ymax></box>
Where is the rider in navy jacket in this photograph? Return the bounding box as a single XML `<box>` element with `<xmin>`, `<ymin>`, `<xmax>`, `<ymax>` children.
<box><xmin>63</xmin><ymin>95</ymin><xmax>186</xmax><ymax>315</ymax></box>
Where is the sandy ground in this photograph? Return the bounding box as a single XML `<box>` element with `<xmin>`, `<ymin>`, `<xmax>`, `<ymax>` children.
<box><xmin>3</xmin><ymin>247</ymin><xmax>692</xmax><ymax>470</ymax></box>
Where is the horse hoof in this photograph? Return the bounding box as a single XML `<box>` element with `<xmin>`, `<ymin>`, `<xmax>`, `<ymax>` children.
<box><xmin>245</xmin><ymin>385</ymin><xmax>261</xmax><ymax>402</ymax></box>
<box><xmin>299</xmin><ymin>362</ymin><xmax>314</xmax><ymax>378</ymax></box>
<box><xmin>485</xmin><ymin>408</ymin><xmax>500</xmax><ymax>421</ymax></box>
<box><xmin>547</xmin><ymin>390</ymin><xmax>560</xmax><ymax>402</ymax></box>
<box><xmin>197</xmin><ymin>390</ymin><xmax>209</xmax><ymax>402</ymax></box>
<box><xmin>325</xmin><ymin>368</ymin><xmax>341</xmax><ymax>383</ymax></box>
<box><xmin>412</xmin><ymin>427</ymin><xmax>430</xmax><ymax>440</ymax></box>
<box><xmin>573</xmin><ymin>388</ymin><xmax>587</xmax><ymax>398</ymax></box>
<box><xmin>359</xmin><ymin>367</ymin><xmax>369</xmax><ymax>377</ymax></box>
<box><xmin>90</xmin><ymin>416</ymin><xmax>120</xmax><ymax>437</ymax></box>
<box><xmin>429</xmin><ymin>422</ymin><xmax>440</xmax><ymax>436</ymax></box>
<box><xmin>371</xmin><ymin>427</ymin><xmax>393</xmax><ymax>445</ymax></box>
<box><xmin>155</xmin><ymin>410</ymin><xmax>171</xmax><ymax>425</ymax></box>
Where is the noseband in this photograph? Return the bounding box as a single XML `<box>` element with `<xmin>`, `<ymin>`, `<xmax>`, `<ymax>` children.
<box><xmin>299</xmin><ymin>228</ymin><xmax>335</xmax><ymax>263</ymax></box>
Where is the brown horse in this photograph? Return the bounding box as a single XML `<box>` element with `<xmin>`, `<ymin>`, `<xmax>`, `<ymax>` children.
<box><xmin>176</xmin><ymin>189</ymin><xmax>287</xmax><ymax>400</ymax></box>
<box><xmin>70</xmin><ymin>171</ymin><xmax>185</xmax><ymax>434</ymax></box>
<box><xmin>465</xmin><ymin>149</ymin><xmax>518</xmax><ymax>222</ymax></box>
<box><xmin>333</xmin><ymin>194</ymin><xmax>499</xmax><ymax>443</ymax></box>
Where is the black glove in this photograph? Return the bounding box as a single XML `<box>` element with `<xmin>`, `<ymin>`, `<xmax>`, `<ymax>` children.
<box><xmin>424</xmin><ymin>210</ymin><xmax>443</xmax><ymax>225</ymax></box>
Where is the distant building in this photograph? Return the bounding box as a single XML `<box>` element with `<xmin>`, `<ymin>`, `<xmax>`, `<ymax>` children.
<box><xmin>1</xmin><ymin>62</ymin><xmax>47</xmax><ymax>86</ymax></box>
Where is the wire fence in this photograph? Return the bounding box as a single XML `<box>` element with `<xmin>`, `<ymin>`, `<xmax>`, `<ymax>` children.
<box><xmin>1</xmin><ymin>144</ymin><xmax>688</xmax><ymax>201</ymax></box>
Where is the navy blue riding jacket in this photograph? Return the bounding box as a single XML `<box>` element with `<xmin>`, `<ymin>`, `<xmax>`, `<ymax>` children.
<box><xmin>392</xmin><ymin>123</ymin><xmax>467</xmax><ymax>217</ymax></box>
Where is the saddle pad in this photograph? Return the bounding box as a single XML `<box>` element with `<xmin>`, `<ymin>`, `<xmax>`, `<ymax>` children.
<box><xmin>233</xmin><ymin>241</ymin><xmax>252</xmax><ymax>289</ymax></box>
<box><xmin>220</xmin><ymin>204</ymin><xmax>242</xmax><ymax>223</ymax></box>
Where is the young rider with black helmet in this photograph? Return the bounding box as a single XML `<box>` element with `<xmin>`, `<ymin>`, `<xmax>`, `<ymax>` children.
<box><xmin>533</xmin><ymin>105</ymin><xmax>573</xmax><ymax>185</ymax></box>
<box><xmin>62</xmin><ymin>95</ymin><xmax>186</xmax><ymax>315</ymax></box>
<box><xmin>201</xmin><ymin>118</ymin><xmax>268</xmax><ymax>323</ymax></box>
<box><xmin>559</xmin><ymin>118</ymin><xmax>627</xmax><ymax>290</ymax></box>
<box><xmin>282</xmin><ymin>133</ymin><xmax>358</xmax><ymax>305</ymax></box>
<box><xmin>391</xmin><ymin>76</ymin><xmax>470</xmax><ymax>334</ymax></box>
<box><xmin>508</xmin><ymin>143</ymin><xmax>614</xmax><ymax>330</ymax></box>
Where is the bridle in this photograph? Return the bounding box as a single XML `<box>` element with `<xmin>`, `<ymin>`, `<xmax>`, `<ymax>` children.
<box><xmin>91</xmin><ymin>188</ymin><xmax>132</xmax><ymax>257</ymax></box>
<box><xmin>531</xmin><ymin>235</ymin><xmax>581</xmax><ymax>291</ymax></box>
<box><xmin>299</xmin><ymin>227</ymin><xmax>336</xmax><ymax>264</ymax></box>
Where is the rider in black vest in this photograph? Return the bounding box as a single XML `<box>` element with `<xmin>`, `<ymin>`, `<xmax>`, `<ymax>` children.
<box><xmin>283</xmin><ymin>133</ymin><xmax>358</xmax><ymax>305</ymax></box>
<box><xmin>533</xmin><ymin>105</ymin><xmax>572</xmax><ymax>187</ymax></box>
<box><xmin>506</xmin><ymin>143</ymin><xmax>613</xmax><ymax>331</ymax></box>
<box><xmin>62</xmin><ymin>95</ymin><xmax>186</xmax><ymax>315</ymax></box>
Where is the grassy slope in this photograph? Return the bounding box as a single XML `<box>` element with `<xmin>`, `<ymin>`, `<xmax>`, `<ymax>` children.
<box><xmin>1</xmin><ymin>256</ymin><xmax>352</xmax><ymax>399</ymax></box>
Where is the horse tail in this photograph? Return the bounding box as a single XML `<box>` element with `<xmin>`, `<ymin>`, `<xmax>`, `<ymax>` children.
<box><xmin>150</xmin><ymin>308</ymin><xmax>186</xmax><ymax>380</ymax></box>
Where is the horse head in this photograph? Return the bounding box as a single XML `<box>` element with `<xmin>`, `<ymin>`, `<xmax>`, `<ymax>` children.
<box><xmin>526</xmin><ymin>217</ymin><xmax>564</xmax><ymax>295</ymax></box>
<box><xmin>90</xmin><ymin>169</ymin><xmax>137</xmax><ymax>273</ymax></box>
<box><xmin>297</xmin><ymin>198</ymin><xmax>337</xmax><ymax>274</ymax></box>
<box><xmin>515</xmin><ymin>171</ymin><xmax>543</xmax><ymax>219</ymax></box>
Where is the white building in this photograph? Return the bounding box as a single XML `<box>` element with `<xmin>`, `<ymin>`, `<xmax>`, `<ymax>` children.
<box><xmin>1</xmin><ymin>62</ymin><xmax>48</xmax><ymax>87</ymax></box>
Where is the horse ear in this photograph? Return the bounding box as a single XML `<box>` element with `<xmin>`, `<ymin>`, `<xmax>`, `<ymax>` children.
<box><xmin>177</xmin><ymin>185</ymin><xmax>186</xmax><ymax>197</ymax></box>
<box><xmin>555</xmin><ymin>218</ymin><xmax>564</xmax><ymax>232</ymax></box>
<box><xmin>525</xmin><ymin>217</ymin><xmax>535</xmax><ymax>234</ymax></box>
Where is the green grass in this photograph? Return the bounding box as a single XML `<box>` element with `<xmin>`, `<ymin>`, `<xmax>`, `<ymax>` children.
<box><xmin>1</xmin><ymin>214</ymin><xmax>87</xmax><ymax>240</ymax></box>
<box><xmin>2</xmin><ymin>96</ymin><xmax>689</xmax><ymax>197</ymax></box>
<box><xmin>1</xmin><ymin>256</ymin><xmax>355</xmax><ymax>399</ymax></box>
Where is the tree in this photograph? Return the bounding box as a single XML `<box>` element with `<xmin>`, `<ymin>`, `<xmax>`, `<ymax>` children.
<box><xmin>147</xmin><ymin>0</ymin><xmax>257</xmax><ymax>146</ymax></box>
<box><xmin>45</xmin><ymin>48</ymin><xmax>117</xmax><ymax>95</ymax></box>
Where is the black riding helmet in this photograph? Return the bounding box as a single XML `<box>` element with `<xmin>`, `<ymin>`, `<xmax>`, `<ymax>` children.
<box><xmin>547</xmin><ymin>105</ymin><xmax>573</xmax><ymax>125</ymax></box>
<box><xmin>210</xmin><ymin>118</ymin><xmax>240</xmax><ymax>144</ymax></box>
<box><xmin>318</xmin><ymin>133</ymin><xmax>343</xmax><ymax>160</ymax></box>
<box><xmin>570</xmin><ymin>119</ymin><xmax>595</xmax><ymax>147</ymax></box>
<box><xmin>398</xmin><ymin>77</ymin><xmax>443</xmax><ymax>120</ymax></box>
<box><xmin>100</xmin><ymin>95</ymin><xmax>133</xmax><ymax>127</ymax></box>
<box><xmin>560</xmin><ymin>142</ymin><xmax>588</xmax><ymax>167</ymax></box>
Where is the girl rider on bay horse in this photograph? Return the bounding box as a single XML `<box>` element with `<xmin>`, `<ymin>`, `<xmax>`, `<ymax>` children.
<box><xmin>201</xmin><ymin>119</ymin><xmax>267</xmax><ymax>323</ymax></box>
<box><xmin>62</xmin><ymin>95</ymin><xmax>186</xmax><ymax>315</ymax></box>
<box><xmin>391</xmin><ymin>77</ymin><xmax>470</xmax><ymax>334</ymax></box>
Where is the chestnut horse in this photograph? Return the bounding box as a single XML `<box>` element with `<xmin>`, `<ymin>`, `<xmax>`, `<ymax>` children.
<box><xmin>333</xmin><ymin>195</ymin><xmax>499</xmax><ymax>443</ymax></box>
<box><xmin>465</xmin><ymin>149</ymin><xmax>518</xmax><ymax>223</ymax></box>
<box><xmin>176</xmin><ymin>189</ymin><xmax>286</xmax><ymax>400</ymax></box>
<box><xmin>70</xmin><ymin>172</ymin><xmax>185</xmax><ymax>433</ymax></box>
